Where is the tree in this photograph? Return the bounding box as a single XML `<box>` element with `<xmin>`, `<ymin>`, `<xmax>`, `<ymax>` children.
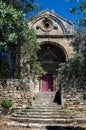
<box><xmin>0</xmin><ymin>1</ymin><xmax>44</xmax><ymax>79</ymax></box>
<box><xmin>0</xmin><ymin>1</ymin><xmax>24</xmax><ymax>48</ymax></box>
<box><xmin>2</xmin><ymin>0</ymin><xmax>39</xmax><ymax>13</ymax></box>
<box><xmin>58</xmin><ymin>0</ymin><xmax>86</xmax><ymax>87</ymax></box>
<box><xmin>69</xmin><ymin>0</ymin><xmax>86</xmax><ymax>26</ymax></box>
<box><xmin>58</xmin><ymin>54</ymin><xmax>86</xmax><ymax>87</ymax></box>
<box><xmin>71</xmin><ymin>28</ymin><xmax>85</xmax><ymax>53</ymax></box>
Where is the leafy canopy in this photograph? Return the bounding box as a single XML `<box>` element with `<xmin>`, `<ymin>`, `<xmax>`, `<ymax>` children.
<box><xmin>2</xmin><ymin>0</ymin><xmax>39</xmax><ymax>13</ymax></box>
<box><xmin>0</xmin><ymin>1</ymin><xmax>25</xmax><ymax>48</ymax></box>
<box><xmin>58</xmin><ymin>0</ymin><xmax>86</xmax><ymax>87</ymax></box>
<box><xmin>0</xmin><ymin>0</ymin><xmax>44</xmax><ymax>78</ymax></box>
<box><xmin>69</xmin><ymin>0</ymin><xmax>86</xmax><ymax>26</ymax></box>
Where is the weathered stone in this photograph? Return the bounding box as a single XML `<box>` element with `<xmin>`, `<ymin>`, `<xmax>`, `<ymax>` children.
<box><xmin>0</xmin><ymin>10</ymin><xmax>85</xmax><ymax>109</ymax></box>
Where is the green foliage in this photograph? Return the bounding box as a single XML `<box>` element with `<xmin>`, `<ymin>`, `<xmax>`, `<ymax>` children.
<box><xmin>23</xmin><ymin>28</ymin><xmax>45</xmax><ymax>78</ymax></box>
<box><xmin>10</xmin><ymin>108</ymin><xmax>16</xmax><ymax>114</ymax></box>
<box><xmin>26</xmin><ymin>104</ymin><xmax>33</xmax><ymax>109</ymax></box>
<box><xmin>70</xmin><ymin>7</ymin><xmax>78</xmax><ymax>13</ymax></box>
<box><xmin>0</xmin><ymin>0</ymin><xmax>39</xmax><ymax>48</ymax></box>
<box><xmin>32</xmin><ymin>96</ymin><xmax>35</xmax><ymax>100</ymax></box>
<box><xmin>58</xmin><ymin>1</ymin><xmax>86</xmax><ymax>87</ymax></box>
<box><xmin>58</xmin><ymin>54</ymin><xmax>84</xmax><ymax>83</ymax></box>
<box><xmin>58</xmin><ymin>50</ymin><xmax>86</xmax><ymax>87</ymax></box>
<box><xmin>0</xmin><ymin>1</ymin><xmax>24</xmax><ymax>48</ymax></box>
<box><xmin>71</xmin><ymin>28</ymin><xmax>85</xmax><ymax>53</ymax></box>
<box><xmin>69</xmin><ymin>0</ymin><xmax>86</xmax><ymax>26</ymax></box>
<box><xmin>2</xmin><ymin>0</ymin><xmax>39</xmax><ymax>13</ymax></box>
<box><xmin>0</xmin><ymin>1</ymin><xmax>44</xmax><ymax>79</ymax></box>
<box><xmin>83</xmin><ymin>94</ymin><xmax>86</xmax><ymax>100</ymax></box>
<box><xmin>1</xmin><ymin>99</ymin><xmax>13</xmax><ymax>109</ymax></box>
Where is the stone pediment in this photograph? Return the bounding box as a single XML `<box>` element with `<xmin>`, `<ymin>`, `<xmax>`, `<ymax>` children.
<box><xmin>27</xmin><ymin>10</ymin><xmax>74</xmax><ymax>36</ymax></box>
<box><xmin>39</xmin><ymin>48</ymin><xmax>61</xmax><ymax>63</ymax></box>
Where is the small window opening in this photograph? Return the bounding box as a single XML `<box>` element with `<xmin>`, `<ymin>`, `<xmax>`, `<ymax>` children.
<box><xmin>36</xmin><ymin>26</ymin><xmax>39</xmax><ymax>30</ymax></box>
<box><xmin>45</xmin><ymin>22</ymin><xmax>50</xmax><ymax>28</ymax></box>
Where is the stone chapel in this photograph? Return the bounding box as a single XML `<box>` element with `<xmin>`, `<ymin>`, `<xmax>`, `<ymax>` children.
<box><xmin>0</xmin><ymin>10</ymin><xmax>85</xmax><ymax>108</ymax></box>
<box><xmin>27</xmin><ymin>10</ymin><xmax>74</xmax><ymax>93</ymax></box>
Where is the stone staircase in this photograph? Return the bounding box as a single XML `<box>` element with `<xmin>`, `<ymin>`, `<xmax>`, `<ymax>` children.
<box><xmin>9</xmin><ymin>92</ymin><xmax>86</xmax><ymax>129</ymax></box>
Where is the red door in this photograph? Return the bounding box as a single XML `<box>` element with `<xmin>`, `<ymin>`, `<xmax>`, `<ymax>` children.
<box><xmin>42</xmin><ymin>74</ymin><xmax>53</xmax><ymax>91</ymax></box>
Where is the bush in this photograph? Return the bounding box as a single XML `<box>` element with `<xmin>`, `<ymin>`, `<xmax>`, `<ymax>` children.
<box><xmin>10</xmin><ymin>108</ymin><xmax>16</xmax><ymax>114</ymax></box>
<box><xmin>83</xmin><ymin>94</ymin><xmax>86</xmax><ymax>100</ymax></box>
<box><xmin>33</xmin><ymin>96</ymin><xmax>35</xmax><ymax>100</ymax></box>
<box><xmin>1</xmin><ymin>99</ymin><xmax>12</xmax><ymax>109</ymax></box>
<box><xmin>26</xmin><ymin>104</ymin><xmax>33</xmax><ymax>109</ymax></box>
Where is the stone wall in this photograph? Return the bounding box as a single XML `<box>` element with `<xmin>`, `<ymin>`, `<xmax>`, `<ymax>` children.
<box><xmin>61</xmin><ymin>85</ymin><xmax>86</xmax><ymax>106</ymax></box>
<box><xmin>1</xmin><ymin>79</ymin><xmax>86</xmax><ymax>108</ymax></box>
<box><xmin>0</xmin><ymin>79</ymin><xmax>33</xmax><ymax>109</ymax></box>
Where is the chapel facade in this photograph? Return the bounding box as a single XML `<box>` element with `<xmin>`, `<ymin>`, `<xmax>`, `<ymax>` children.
<box><xmin>27</xmin><ymin>10</ymin><xmax>74</xmax><ymax>93</ymax></box>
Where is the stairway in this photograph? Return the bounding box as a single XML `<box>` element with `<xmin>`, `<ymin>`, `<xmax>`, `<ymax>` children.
<box><xmin>10</xmin><ymin>92</ymin><xmax>86</xmax><ymax>129</ymax></box>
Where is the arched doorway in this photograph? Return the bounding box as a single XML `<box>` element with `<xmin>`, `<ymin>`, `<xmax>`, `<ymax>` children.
<box><xmin>38</xmin><ymin>42</ymin><xmax>67</xmax><ymax>92</ymax></box>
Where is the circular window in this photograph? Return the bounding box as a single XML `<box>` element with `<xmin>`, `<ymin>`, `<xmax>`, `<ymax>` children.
<box><xmin>42</xmin><ymin>18</ymin><xmax>53</xmax><ymax>30</ymax></box>
<box><xmin>44</xmin><ymin>22</ymin><xmax>50</xmax><ymax>28</ymax></box>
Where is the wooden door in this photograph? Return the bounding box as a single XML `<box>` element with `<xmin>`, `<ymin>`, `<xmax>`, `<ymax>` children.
<box><xmin>42</xmin><ymin>74</ymin><xmax>53</xmax><ymax>91</ymax></box>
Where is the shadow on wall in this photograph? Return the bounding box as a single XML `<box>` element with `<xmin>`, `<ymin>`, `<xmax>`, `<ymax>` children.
<box><xmin>46</xmin><ymin>126</ymin><xmax>85</xmax><ymax>130</ymax></box>
<box><xmin>53</xmin><ymin>90</ymin><xmax>61</xmax><ymax>105</ymax></box>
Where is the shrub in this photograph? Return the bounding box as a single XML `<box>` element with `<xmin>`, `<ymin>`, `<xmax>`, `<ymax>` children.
<box><xmin>10</xmin><ymin>108</ymin><xmax>16</xmax><ymax>114</ymax></box>
<box><xmin>33</xmin><ymin>96</ymin><xmax>35</xmax><ymax>100</ymax></box>
<box><xmin>83</xmin><ymin>94</ymin><xmax>86</xmax><ymax>100</ymax></box>
<box><xmin>1</xmin><ymin>99</ymin><xmax>12</xmax><ymax>109</ymax></box>
<box><xmin>26</xmin><ymin>104</ymin><xmax>33</xmax><ymax>109</ymax></box>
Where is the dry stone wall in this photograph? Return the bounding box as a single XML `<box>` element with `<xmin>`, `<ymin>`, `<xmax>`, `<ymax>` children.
<box><xmin>62</xmin><ymin>85</ymin><xmax>86</xmax><ymax>106</ymax></box>
<box><xmin>0</xmin><ymin>79</ymin><xmax>33</xmax><ymax>109</ymax></box>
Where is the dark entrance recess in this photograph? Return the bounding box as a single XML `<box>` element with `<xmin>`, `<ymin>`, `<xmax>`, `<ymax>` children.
<box><xmin>38</xmin><ymin>43</ymin><xmax>66</xmax><ymax>93</ymax></box>
<box><xmin>53</xmin><ymin>90</ymin><xmax>61</xmax><ymax>104</ymax></box>
<box><xmin>46</xmin><ymin>126</ymin><xmax>85</xmax><ymax>130</ymax></box>
<box><xmin>38</xmin><ymin>43</ymin><xmax>66</xmax><ymax>75</ymax></box>
<box><xmin>38</xmin><ymin>42</ymin><xmax>66</xmax><ymax>93</ymax></box>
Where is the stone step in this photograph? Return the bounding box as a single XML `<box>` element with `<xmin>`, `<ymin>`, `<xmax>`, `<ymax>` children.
<box><xmin>33</xmin><ymin>102</ymin><xmax>58</xmax><ymax>105</ymax></box>
<box><xmin>24</xmin><ymin>106</ymin><xmax>62</xmax><ymax>109</ymax></box>
<box><xmin>11</xmin><ymin>117</ymin><xmax>86</xmax><ymax>124</ymax></box>
<box><xmin>28</xmin><ymin>106</ymin><xmax>61</xmax><ymax>110</ymax></box>
<box><xmin>35</xmin><ymin>100</ymin><xmax>56</xmax><ymax>102</ymax></box>
<box><xmin>7</xmin><ymin>122</ymin><xmax>79</xmax><ymax>129</ymax></box>
<box><xmin>35</xmin><ymin>95</ymin><xmax>56</xmax><ymax>98</ymax></box>
<box><xmin>11</xmin><ymin>117</ymin><xmax>76</xmax><ymax>124</ymax></box>
<box><xmin>21</xmin><ymin>109</ymin><xmax>74</xmax><ymax>113</ymax></box>
<box><xmin>35</xmin><ymin>98</ymin><xmax>56</xmax><ymax>100</ymax></box>
<box><xmin>35</xmin><ymin>96</ymin><xmax>56</xmax><ymax>97</ymax></box>
<box><xmin>16</xmin><ymin>111</ymin><xmax>79</xmax><ymax>116</ymax></box>
<box><xmin>35</xmin><ymin>92</ymin><xmax>56</xmax><ymax>99</ymax></box>
<box><xmin>12</xmin><ymin>113</ymin><xmax>80</xmax><ymax>119</ymax></box>
<box><xmin>10</xmin><ymin>91</ymin><xmax>86</xmax><ymax>129</ymax></box>
<box><xmin>32</xmin><ymin>103</ymin><xmax>59</xmax><ymax>106</ymax></box>
<box><xmin>35</xmin><ymin>98</ymin><xmax>55</xmax><ymax>100</ymax></box>
<box><xmin>32</xmin><ymin>103</ymin><xmax>62</xmax><ymax>109</ymax></box>
<box><xmin>35</xmin><ymin>92</ymin><xmax>56</xmax><ymax>95</ymax></box>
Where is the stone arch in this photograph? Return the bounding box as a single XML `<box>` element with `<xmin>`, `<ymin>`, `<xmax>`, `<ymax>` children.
<box><xmin>38</xmin><ymin>41</ymin><xmax>67</xmax><ymax>74</ymax></box>
<box><xmin>38</xmin><ymin>41</ymin><xmax>67</xmax><ymax>92</ymax></box>
<box><xmin>39</xmin><ymin>41</ymin><xmax>68</xmax><ymax>58</ymax></box>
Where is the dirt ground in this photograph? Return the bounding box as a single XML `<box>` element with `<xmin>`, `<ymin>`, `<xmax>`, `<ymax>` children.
<box><xmin>0</xmin><ymin>116</ymin><xmax>31</xmax><ymax>130</ymax></box>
